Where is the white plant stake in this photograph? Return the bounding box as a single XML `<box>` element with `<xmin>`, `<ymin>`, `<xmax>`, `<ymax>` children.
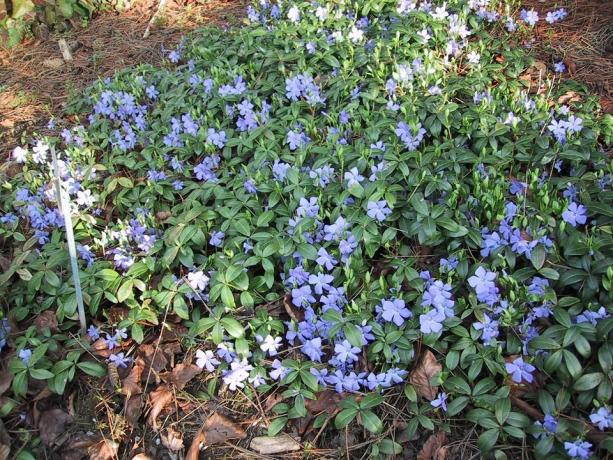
<box><xmin>51</xmin><ymin>147</ymin><xmax>87</xmax><ymax>334</ymax></box>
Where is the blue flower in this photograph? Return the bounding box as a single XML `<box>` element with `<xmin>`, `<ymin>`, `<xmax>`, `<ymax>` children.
<box><xmin>473</xmin><ymin>314</ymin><xmax>499</xmax><ymax>345</ymax></box>
<box><xmin>468</xmin><ymin>267</ymin><xmax>499</xmax><ymax>305</ymax></box>
<box><xmin>562</xmin><ymin>202</ymin><xmax>587</xmax><ymax>227</ymax></box>
<box><xmin>308</xmin><ymin>273</ymin><xmax>334</xmax><ymax>295</ymax></box>
<box><xmin>18</xmin><ymin>348</ymin><xmax>32</xmax><ymax>365</ymax></box>
<box><xmin>344</xmin><ymin>167</ymin><xmax>365</xmax><ymax>187</ymax></box>
<box><xmin>505</xmin><ymin>357</ymin><xmax>536</xmax><ymax>383</ymax></box>
<box><xmin>520</xmin><ymin>9</ymin><xmax>539</xmax><ymax>27</ymax></box>
<box><xmin>334</xmin><ymin>340</ymin><xmax>361</xmax><ymax>363</ymax></box>
<box><xmin>367</xmin><ymin>200</ymin><xmax>392</xmax><ymax>222</ymax></box>
<box><xmin>379</xmin><ymin>298</ymin><xmax>412</xmax><ymax>326</ymax></box>
<box><xmin>419</xmin><ymin>308</ymin><xmax>445</xmax><ymax>334</ymax></box>
<box><xmin>209</xmin><ymin>231</ymin><xmax>225</xmax><ymax>247</ymax></box>
<box><xmin>296</xmin><ymin>197</ymin><xmax>319</xmax><ymax>218</ymax></box>
<box><xmin>564</xmin><ymin>440</ymin><xmax>592</xmax><ymax>460</ymax></box>
<box><xmin>589</xmin><ymin>407</ymin><xmax>613</xmax><ymax>431</ymax></box>
<box><xmin>431</xmin><ymin>392</ymin><xmax>447</xmax><ymax>411</ymax></box>
<box><xmin>109</xmin><ymin>352</ymin><xmax>131</xmax><ymax>368</ymax></box>
<box><xmin>301</xmin><ymin>337</ymin><xmax>323</xmax><ymax>362</ymax></box>
<box><xmin>244</xmin><ymin>180</ymin><xmax>257</xmax><ymax>194</ymax></box>
<box><xmin>440</xmin><ymin>257</ymin><xmax>458</xmax><ymax>272</ymax></box>
<box><xmin>395</xmin><ymin>121</ymin><xmax>426</xmax><ymax>151</ymax></box>
<box><xmin>104</xmin><ymin>334</ymin><xmax>119</xmax><ymax>350</ymax></box>
<box><xmin>316</xmin><ymin>248</ymin><xmax>337</xmax><ymax>271</ymax></box>
<box><xmin>272</xmin><ymin>160</ymin><xmax>290</xmax><ymax>182</ymax></box>
<box><xmin>292</xmin><ymin>285</ymin><xmax>316</xmax><ymax>308</ymax></box>
<box><xmin>528</xmin><ymin>277</ymin><xmax>549</xmax><ymax>296</ymax></box>
<box><xmin>87</xmin><ymin>325</ymin><xmax>100</xmax><ymax>340</ymax></box>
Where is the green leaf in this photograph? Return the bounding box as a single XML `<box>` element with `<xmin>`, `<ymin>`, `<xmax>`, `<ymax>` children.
<box><xmin>360</xmin><ymin>393</ymin><xmax>383</xmax><ymax>410</ymax></box>
<box><xmin>220</xmin><ymin>317</ymin><xmax>244</xmax><ymax>338</ymax></box>
<box><xmin>334</xmin><ymin>408</ymin><xmax>358</xmax><ymax>429</ymax></box>
<box><xmin>226</xmin><ymin>265</ymin><xmax>244</xmax><ymax>283</ymax></box>
<box><xmin>530</xmin><ymin>245</ymin><xmax>546</xmax><ymax>270</ymax></box>
<box><xmin>477</xmin><ymin>428</ymin><xmax>499</xmax><ymax>452</ymax></box>
<box><xmin>97</xmin><ymin>269</ymin><xmax>119</xmax><ymax>282</ymax></box>
<box><xmin>360</xmin><ymin>410</ymin><xmax>383</xmax><ymax>433</ymax></box>
<box><xmin>29</xmin><ymin>368</ymin><xmax>54</xmax><ymax>380</ymax></box>
<box><xmin>268</xmin><ymin>417</ymin><xmax>287</xmax><ymax>436</ymax></box>
<box><xmin>529</xmin><ymin>336</ymin><xmax>560</xmax><ymax>351</ymax></box>
<box><xmin>379</xmin><ymin>439</ymin><xmax>402</xmax><ymax>455</ymax></box>
<box><xmin>343</xmin><ymin>323</ymin><xmax>363</xmax><ymax>348</ymax></box>
<box><xmin>220</xmin><ymin>286</ymin><xmax>236</xmax><ymax>308</ymax></box>
<box><xmin>77</xmin><ymin>361</ymin><xmax>107</xmax><ymax>377</ymax></box>
<box><xmin>234</xmin><ymin>219</ymin><xmax>251</xmax><ymax>236</ymax></box>
<box><xmin>538</xmin><ymin>267</ymin><xmax>559</xmax><ymax>280</ymax></box>
<box><xmin>409</xmin><ymin>193</ymin><xmax>429</xmax><ymax>216</ymax></box>
<box><xmin>573</xmin><ymin>373</ymin><xmax>604</xmax><ymax>392</ymax></box>
<box><xmin>11</xmin><ymin>0</ymin><xmax>35</xmax><ymax>18</ymax></box>
<box><xmin>116</xmin><ymin>280</ymin><xmax>133</xmax><ymax>303</ymax></box>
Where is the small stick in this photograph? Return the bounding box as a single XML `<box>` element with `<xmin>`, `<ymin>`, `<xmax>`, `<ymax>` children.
<box><xmin>143</xmin><ymin>0</ymin><xmax>168</xmax><ymax>39</ymax></box>
<box><xmin>51</xmin><ymin>147</ymin><xmax>87</xmax><ymax>334</ymax></box>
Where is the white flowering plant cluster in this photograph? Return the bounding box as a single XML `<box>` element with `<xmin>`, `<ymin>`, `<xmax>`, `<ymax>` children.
<box><xmin>1</xmin><ymin>0</ymin><xmax>613</xmax><ymax>458</ymax></box>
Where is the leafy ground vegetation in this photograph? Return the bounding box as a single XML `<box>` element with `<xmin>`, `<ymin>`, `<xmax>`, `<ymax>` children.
<box><xmin>1</xmin><ymin>0</ymin><xmax>613</xmax><ymax>459</ymax></box>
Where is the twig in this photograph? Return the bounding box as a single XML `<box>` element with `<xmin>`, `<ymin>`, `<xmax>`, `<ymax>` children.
<box><xmin>143</xmin><ymin>0</ymin><xmax>169</xmax><ymax>39</ymax></box>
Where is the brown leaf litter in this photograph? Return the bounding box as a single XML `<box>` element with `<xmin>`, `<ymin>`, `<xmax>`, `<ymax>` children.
<box><xmin>417</xmin><ymin>431</ymin><xmax>448</xmax><ymax>460</ymax></box>
<box><xmin>409</xmin><ymin>349</ymin><xmax>442</xmax><ymax>401</ymax></box>
<box><xmin>186</xmin><ymin>412</ymin><xmax>246</xmax><ymax>460</ymax></box>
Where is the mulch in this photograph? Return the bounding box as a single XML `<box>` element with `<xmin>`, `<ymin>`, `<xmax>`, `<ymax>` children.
<box><xmin>0</xmin><ymin>0</ymin><xmax>247</xmax><ymax>154</ymax></box>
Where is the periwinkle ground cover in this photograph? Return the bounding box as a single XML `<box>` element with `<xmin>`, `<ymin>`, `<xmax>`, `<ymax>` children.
<box><xmin>1</xmin><ymin>0</ymin><xmax>613</xmax><ymax>457</ymax></box>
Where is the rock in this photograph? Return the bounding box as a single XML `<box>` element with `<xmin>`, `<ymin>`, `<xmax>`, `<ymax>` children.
<box><xmin>250</xmin><ymin>434</ymin><xmax>301</xmax><ymax>454</ymax></box>
<box><xmin>43</xmin><ymin>58</ymin><xmax>65</xmax><ymax>69</ymax></box>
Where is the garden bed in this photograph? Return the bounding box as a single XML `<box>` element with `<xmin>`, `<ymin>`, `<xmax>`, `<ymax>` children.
<box><xmin>0</xmin><ymin>1</ymin><xmax>612</xmax><ymax>459</ymax></box>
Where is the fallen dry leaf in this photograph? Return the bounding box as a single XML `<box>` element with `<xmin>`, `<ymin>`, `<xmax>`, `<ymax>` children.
<box><xmin>417</xmin><ymin>431</ymin><xmax>447</xmax><ymax>460</ymax></box>
<box><xmin>88</xmin><ymin>439</ymin><xmax>119</xmax><ymax>460</ymax></box>
<box><xmin>0</xmin><ymin>371</ymin><xmax>12</xmax><ymax>396</ymax></box>
<box><xmin>185</xmin><ymin>430</ymin><xmax>205</xmax><ymax>460</ymax></box>
<box><xmin>147</xmin><ymin>385</ymin><xmax>173</xmax><ymax>431</ymax></box>
<box><xmin>161</xmin><ymin>363</ymin><xmax>201</xmax><ymax>390</ymax></box>
<box><xmin>138</xmin><ymin>343</ymin><xmax>169</xmax><ymax>376</ymax></box>
<box><xmin>33</xmin><ymin>310</ymin><xmax>58</xmax><ymax>332</ymax></box>
<box><xmin>283</xmin><ymin>292</ymin><xmax>305</xmax><ymax>322</ymax></box>
<box><xmin>186</xmin><ymin>412</ymin><xmax>246</xmax><ymax>459</ymax></box>
<box><xmin>409</xmin><ymin>350</ymin><xmax>442</xmax><ymax>401</ymax></box>
<box><xmin>161</xmin><ymin>427</ymin><xmax>184</xmax><ymax>452</ymax></box>
<box><xmin>305</xmin><ymin>390</ymin><xmax>343</xmax><ymax>415</ymax></box>
<box><xmin>92</xmin><ymin>339</ymin><xmax>113</xmax><ymax>358</ymax></box>
<box><xmin>39</xmin><ymin>409</ymin><xmax>73</xmax><ymax>447</ymax></box>
<box><xmin>131</xmin><ymin>454</ymin><xmax>153</xmax><ymax>460</ymax></box>
<box><xmin>0</xmin><ymin>444</ymin><xmax>9</xmax><ymax>460</ymax></box>
<box><xmin>558</xmin><ymin>91</ymin><xmax>581</xmax><ymax>105</ymax></box>
<box><xmin>250</xmin><ymin>435</ymin><xmax>301</xmax><ymax>454</ymax></box>
<box><xmin>202</xmin><ymin>412</ymin><xmax>246</xmax><ymax>445</ymax></box>
<box><xmin>125</xmin><ymin>396</ymin><xmax>144</xmax><ymax>427</ymax></box>
<box><xmin>122</xmin><ymin>358</ymin><xmax>144</xmax><ymax>397</ymax></box>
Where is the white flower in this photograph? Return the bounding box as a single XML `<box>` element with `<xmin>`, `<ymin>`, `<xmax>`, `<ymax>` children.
<box><xmin>287</xmin><ymin>6</ymin><xmax>300</xmax><ymax>23</ymax></box>
<box><xmin>315</xmin><ymin>6</ymin><xmax>328</xmax><ymax>21</ymax></box>
<box><xmin>431</xmin><ymin>3</ymin><xmax>449</xmax><ymax>20</ymax></box>
<box><xmin>222</xmin><ymin>358</ymin><xmax>253</xmax><ymax>391</ymax></box>
<box><xmin>12</xmin><ymin>146</ymin><xmax>28</xmax><ymax>163</ymax></box>
<box><xmin>348</xmin><ymin>27</ymin><xmax>364</xmax><ymax>43</ymax></box>
<box><xmin>467</xmin><ymin>51</ymin><xmax>481</xmax><ymax>64</ymax></box>
<box><xmin>248</xmin><ymin>374</ymin><xmax>266</xmax><ymax>388</ymax></box>
<box><xmin>32</xmin><ymin>140</ymin><xmax>49</xmax><ymax>164</ymax></box>
<box><xmin>76</xmin><ymin>189</ymin><xmax>97</xmax><ymax>207</ymax></box>
<box><xmin>195</xmin><ymin>349</ymin><xmax>220</xmax><ymax>372</ymax></box>
<box><xmin>417</xmin><ymin>28</ymin><xmax>431</xmax><ymax>42</ymax></box>
<box><xmin>258</xmin><ymin>335</ymin><xmax>282</xmax><ymax>356</ymax></box>
<box><xmin>187</xmin><ymin>270</ymin><xmax>209</xmax><ymax>291</ymax></box>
